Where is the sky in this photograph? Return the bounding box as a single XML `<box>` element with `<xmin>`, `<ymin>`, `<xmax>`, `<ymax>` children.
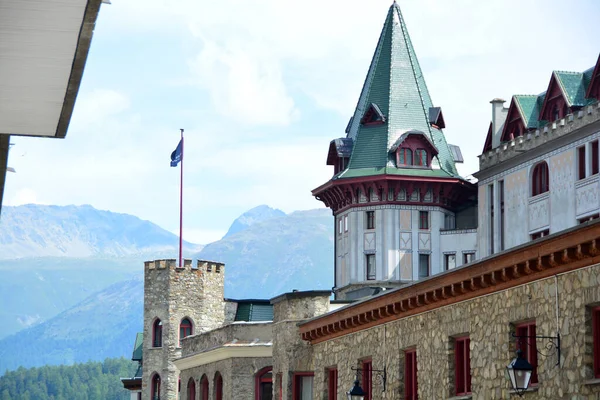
<box><xmin>3</xmin><ymin>0</ymin><xmax>600</xmax><ymax>244</ymax></box>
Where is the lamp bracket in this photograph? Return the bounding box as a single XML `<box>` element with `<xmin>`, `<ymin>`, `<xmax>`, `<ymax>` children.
<box><xmin>511</xmin><ymin>331</ymin><xmax>561</xmax><ymax>367</ymax></box>
<box><xmin>351</xmin><ymin>365</ymin><xmax>387</xmax><ymax>392</ymax></box>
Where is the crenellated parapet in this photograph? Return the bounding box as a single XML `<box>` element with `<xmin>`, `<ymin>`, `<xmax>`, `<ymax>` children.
<box><xmin>479</xmin><ymin>101</ymin><xmax>600</xmax><ymax>172</ymax></box>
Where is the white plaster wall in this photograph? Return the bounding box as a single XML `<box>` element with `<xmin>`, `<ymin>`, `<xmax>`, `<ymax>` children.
<box><xmin>478</xmin><ymin>130</ymin><xmax>600</xmax><ymax>257</ymax></box>
<box><xmin>439</xmin><ymin>230</ymin><xmax>477</xmax><ymax>269</ymax></box>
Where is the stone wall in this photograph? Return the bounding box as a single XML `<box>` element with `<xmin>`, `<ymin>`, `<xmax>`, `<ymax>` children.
<box><xmin>277</xmin><ymin>263</ymin><xmax>600</xmax><ymax>399</ymax></box>
<box><xmin>142</xmin><ymin>259</ymin><xmax>226</xmax><ymax>400</ymax></box>
<box><xmin>272</xmin><ymin>291</ymin><xmax>331</xmax><ymax>400</ymax></box>
<box><xmin>181</xmin><ymin>322</ymin><xmax>272</xmax><ymax>357</ymax></box>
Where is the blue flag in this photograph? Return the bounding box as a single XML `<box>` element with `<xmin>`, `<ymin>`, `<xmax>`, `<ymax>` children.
<box><xmin>170</xmin><ymin>139</ymin><xmax>183</xmax><ymax>167</ymax></box>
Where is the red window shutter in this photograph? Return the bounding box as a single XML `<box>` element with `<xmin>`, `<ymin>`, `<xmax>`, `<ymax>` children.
<box><xmin>594</xmin><ymin>308</ymin><xmax>600</xmax><ymax>378</ymax></box>
<box><xmin>328</xmin><ymin>368</ymin><xmax>338</xmax><ymax>400</ymax></box>
<box><xmin>362</xmin><ymin>360</ymin><xmax>372</xmax><ymax>400</ymax></box>
<box><xmin>465</xmin><ymin>338</ymin><xmax>471</xmax><ymax>393</ymax></box>
<box><xmin>455</xmin><ymin>339</ymin><xmax>464</xmax><ymax>395</ymax></box>
<box><xmin>516</xmin><ymin>323</ymin><xmax>538</xmax><ymax>384</ymax></box>
<box><xmin>405</xmin><ymin>350</ymin><xmax>417</xmax><ymax>400</ymax></box>
<box><xmin>592</xmin><ymin>141</ymin><xmax>599</xmax><ymax>175</ymax></box>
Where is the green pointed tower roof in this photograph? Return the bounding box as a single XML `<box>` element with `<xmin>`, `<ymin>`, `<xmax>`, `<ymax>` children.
<box><xmin>340</xmin><ymin>2</ymin><xmax>459</xmax><ymax>180</ymax></box>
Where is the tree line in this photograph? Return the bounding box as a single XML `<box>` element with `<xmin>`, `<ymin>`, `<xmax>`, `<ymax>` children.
<box><xmin>0</xmin><ymin>357</ymin><xmax>137</xmax><ymax>400</ymax></box>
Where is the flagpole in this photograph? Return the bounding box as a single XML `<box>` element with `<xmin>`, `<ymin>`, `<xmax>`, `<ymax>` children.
<box><xmin>179</xmin><ymin>128</ymin><xmax>184</xmax><ymax>268</ymax></box>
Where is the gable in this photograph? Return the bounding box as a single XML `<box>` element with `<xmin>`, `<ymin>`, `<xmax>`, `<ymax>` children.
<box><xmin>360</xmin><ymin>103</ymin><xmax>386</xmax><ymax>125</ymax></box>
<box><xmin>389</xmin><ymin>130</ymin><xmax>438</xmax><ymax>156</ymax></box>
<box><xmin>539</xmin><ymin>73</ymin><xmax>570</xmax><ymax>121</ymax></box>
<box><xmin>586</xmin><ymin>53</ymin><xmax>600</xmax><ymax>100</ymax></box>
<box><xmin>500</xmin><ymin>97</ymin><xmax>526</xmax><ymax>142</ymax></box>
<box><xmin>428</xmin><ymin>107</ymin><xmax>445</xmax><ymax>129</ymax></box>
<box><xmin>482</xmin><ymin>122</ymin><xmax>492</xmax><ymax>154</ymax></box>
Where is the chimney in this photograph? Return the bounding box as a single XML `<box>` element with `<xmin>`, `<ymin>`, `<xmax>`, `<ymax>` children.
<box><xmin>490</xmin><ymin>98</ymin><xmax>508</xmax><ymax>149</ymax></box>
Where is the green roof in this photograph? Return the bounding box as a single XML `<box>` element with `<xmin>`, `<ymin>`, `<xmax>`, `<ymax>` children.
<box><xmin>132</xmin><ymin>332</ymin><xmax>143</xmax><ymax>362</ymax></box>
<box><xmin>555</xmin><ymin>71</ymin><xmax>590</xmax><ymax>107</ymax></box>
<box><xmin>234</xmin><ymin>302</ymin><xmax>273</xmax><ymax>322</ymax></box>
<box><xmin>342</xmin><ymin>2</ymin><xmax>459</xmax><ymax>179</ymax></box>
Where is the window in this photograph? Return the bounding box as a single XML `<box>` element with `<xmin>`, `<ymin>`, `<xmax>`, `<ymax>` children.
<box><xmin>199</xmin><ymin>375</ymin><xmax>209</xmax><ymax>400</ymax></box>
<box><xmin>328</xmin><ymin>368</ymin><xmax>338</xmax><ymax>400</ymax></box>
<box><xmin>151</xmin><ymin>374</ymin><xmax>161</xmax><ymax>400</ymax></box>
<box><xmin>552</xmin><ymin>105</ymin><xmax>560</xmax><ymax>122</ymax></box>
<box><xmin>531</xmin><ymin>161</ymin><xmax>549</xmax><ymax>196</ymax></box>
<box><xmin>454</xmin><ymin>337</ymin><xmax>471</xmax><ymax>395</ymax></box>
<box><xmin>338</xmin><ymin>218</ymin><xmax>343</xmax><ymax>234</ymax></box>
<box><xmin>463</xmin><ymin>252</ymin><xmax>475</xmax><ymax>264</ymax></box>
<box><xmin>256</xmin><ymin>367</ymin><xmax>273</xmax><ymax>400</ymax></box>
<box><xmin>366</xmin><ymin>254</ymin><xmax>376</xmax><ymax>280</ymax></box>
<box><xmin>593</xmin><ymin>307</ymin><xmax>600</xmax><ymax>378</ymax></box>
<box><xmin>444</xmin><ymin>214</ymin><xmax>456</xmax><ymax>230</ymax></box>
<box><xmin>580</xmin><ymin>214</ymin><xmax>600</xmax><ymax>224</ymax></box>
<box><xmin>362</xmin><ymin>360</ymin><xmax>372</xmax><ymax>400</ymax></box>
<box><xmin>152</xmin><ymin>319</ymin><xmax>163</xmax><ymax>348</ymax></box>
<box><xmin>405</xmin><ymin>349</ymin><xmax>417</xmax><ymax>400</ymax></box>
<box><xmin>418</xmin><ymin>211</ymin><xmax>429</xmax><ymax>230</ymax></box>
<box><xmin>180</xmin><ymin>318</ymin><xmax>193</xmax><ymax>346</ymax></box>
<box><xmin>418</xmin><ymin>254</ymin><xmax>429</xmax><ymax>279</ymax></box>
<box><xmin>344</xmin><ymin>215</ymin><xmax>348</xmax><ymax>232</ymax></box>
<box><xmin>530</xmin><ymin>229</ymin><xmax>549</xmax><ymax>240</ymax></box>
<box><xmin>398</xmin><ymin>148</ymin><xmax>413</xmax><ymax>166</ymax></box>
<box><xmin>414</xmin><ymin>149</ymin><xmax>427</xmax><ymax>166</ymax></box>
<box><xmin>366</xmin><ymin>211</ymin><xmax>375</xmax><ymax>230</ymax></box>
<box><xmin>215</xmin><ymin>372</ymin><xmax>223</xmax><ymax>400</ymax></box>
<box><xmin>516</xmin><ymin>322</ymin><xmax>538</xmax><ymax>385</ymax></box>
<box><xmin>293</xmin><ymin>373</ymin><xmax>314</xmax><ymax>400</ymax></box>
<box><xmin>187</xmin><ymin>378</ymin><xmax>196</xmax><ymax>400</ymax></box>
<box><xmin>444</xmin><ymin>254</ymin><xmax>456</xmax><ymax>271</ymax></box>
<box><xmin>578</xmin><ymin>146</ymin><xmax>587</xmax><ymax>180</ymax></box>
<box><xmin>593</xmin><ymin>141</ymin><xmax>599</xmax><ymax>176</ymax></box>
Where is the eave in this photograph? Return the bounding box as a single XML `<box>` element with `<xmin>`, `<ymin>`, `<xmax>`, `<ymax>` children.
<box><xmin>298</xmin><ymin>220</ymin><xmax>600</xmax><ymax>344</ymax></box>
<box><xmin>174</xmin><ymin>343</ymin><xmax>272</xmax><ymax>371</ymax></box>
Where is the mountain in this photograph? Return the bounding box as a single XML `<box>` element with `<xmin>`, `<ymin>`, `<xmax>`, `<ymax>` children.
<box><xmin>198</xmin><ymin>208</ymin><xmax>333</xmax><ymax>298</ymax></box>
<box><xmin>0</xmin><ymin>205</ymin><xmax>334</xmax><ymax>372</ymax></box>
<box><xmin>0</xmin><ymin>204</ymin><xmax>200</xmax><ymax>259</ymax></box>
<box><xmin>0</xmin><ymin>276</ymin><xmax>143</xmax><ymax>373</ymax></box>
<box><xmin>222</xmin><ymin>205</ymin><xmax>285</xmax><ymax>238</ymax></box>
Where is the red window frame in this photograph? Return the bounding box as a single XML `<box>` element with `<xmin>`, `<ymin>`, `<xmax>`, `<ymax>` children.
<box><xmin>516</xmin><ymin>322</ymin><xmax>538</xmax><ymax>385</ymax></box>
<box><xmin>152</xmin><ymin>319</ymin><xmax>162</xmax><ymax>348</ymax></box>
<box><xmin>215</xmin><ymin>373</ymin><xmax>223</xmax><ymax>400</ymax></box>
<box><xmin>151</xmin><ymin>374</ymin><xmax>161</xmax><ymax>400</ymax></box>
<box><xmin>531</xmin><ymin>162</ymin><xmax>549</xmax><ymax>196</ymax></box>
<box><xmin>454</xmin><ymin>336</ymin><xmax>471</xmax><ymax>395</ymax></box>
<box><xmin>362</xmin><ymin>359</ymin><xmax>372</xmax><ymax>400</ymax></box>
<box><xmin>328</xmin><ymin>368</ymin><xmax>338</xmax><ymax>400</ymax></box>
<box><xmin>366</xmin><ymin>211</ymin><xmax>375</xmax><ymax>230</ymax></box>
<box><xmin>592</xmin><ymin>141</ymin><xmax>599</xmax><ymax>176</ymax></box>
<box><xmin>414</xmin><ymin>149</ymin><xmax>427</xmax><ymax>166</ymax></box>
<box><xmin>187</xmin><ymin>378</ymin><xmax>196</xmax><ymax>400</ymax></box>
<box><xmin>419</xmin><ymin>211</ymin><xmax>429</xmax><ymax>230</ymax></box>
<box><xmin>255</xmin><ymin>367</ymin><xmax>273</xmax><ymax>400</ymax></box>
<box><xmin>405</xmin><ymin>349</ymin><xmax>417</xmax><ymax>400</ymax></box>
<box><xmin>200</xmin><ymin>375</ymin><xmax>209</xmax><ymax>400</ymax></box>
<box><xmin>593</xmin><ymin>307</ymin><xmax>600</xmax><ymax>378</ymax></box>
<box><xmin>578</xmin><ymin>146</ymin><xmax>587</xmax><ymax>180</ymax></box>
<box><xmin>398</xmin><ymin>148</ymin><xmax>413</xmax><ymax>166</ymax></box>
<box><xmin>180</xmin><ymin>318</ymin><xmax>193</xmax><ymax>346</ymax></box>
<box><xmin>292</xmin><ymin>372</ymin><xmax>314</xmax><ymax>400</ymax></box>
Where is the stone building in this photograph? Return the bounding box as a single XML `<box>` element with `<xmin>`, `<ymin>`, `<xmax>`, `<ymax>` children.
<box><xmin>122</xmin><ymin>1</ymin><xmax>600</xmax><ymax>399</ymax></box>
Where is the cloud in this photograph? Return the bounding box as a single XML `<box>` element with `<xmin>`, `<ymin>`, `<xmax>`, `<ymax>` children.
<box><xmin>189</xmin><ymin>39</ymin><xmax>298</xmax><ymax>126</ymax></box>
<box><xmin>6</xmin><ymin>188</ymin><xmax>41</xmax><ymax>206</ymax></box>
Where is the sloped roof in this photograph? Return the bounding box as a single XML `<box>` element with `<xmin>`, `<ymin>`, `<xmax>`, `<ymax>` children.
<box><xmin>388</xmin><ymin>130</ymin><xmax>438</xmax><ymax>155</ymax></box>
<box><xmin>342</xmin><ymin>2</ymin><xmax>459</xmax><ymax>179</ymax></box>
<box><xmin>132</xmin><ymin>332</ymin><xmax>143</xmax><ymax>361</ymax></box>
<box><xmin>234</xmin><ymin>301</ymin><xmax>273</xmax><ymax>322</ymax></box>
<box><xmin>514</xmin><ymin>94</ymin><xmax>543</xmax><ymax>129</ymax></box>
<box><xmin>555</xmin><ymin>71</ymin><xmax>592</xmax><ymax>107</ymax></box>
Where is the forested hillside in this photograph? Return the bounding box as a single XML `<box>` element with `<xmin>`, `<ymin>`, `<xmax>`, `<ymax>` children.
<box><xmin>0</xmin><ymin>357</ymin><xmax>136</xmax><ymax>400</ymax></box>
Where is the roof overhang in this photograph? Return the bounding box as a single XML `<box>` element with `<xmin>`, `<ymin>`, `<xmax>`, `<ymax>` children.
<box><xmin>0</xmin><ymin>0</ymin><xmax>103</xmax><ymax>138</ymax></box>
<box><xmin>174</xmin><ymin>344</ymin><xmax>272</xmax><ymax>371</ymax></box>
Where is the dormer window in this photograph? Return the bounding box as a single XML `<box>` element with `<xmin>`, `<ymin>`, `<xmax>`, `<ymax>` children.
<box><xmin>360</xmin><ymin>103</ymin><xmax>386</xmax><ymax>125</ymax></box>
<box><xmin>552</xmin><ymin>105</ymin><xmax>560</xmax><ymax>122</ymax></box>
<box><xmin>415</xmin><ymin>149</ymin><xmax>427</xmax><ymax>166</ymax></box>
<box><xmin>398</xmin><ymin>148</ymin><xmax>413</xmax><ymax>165</ymax></box>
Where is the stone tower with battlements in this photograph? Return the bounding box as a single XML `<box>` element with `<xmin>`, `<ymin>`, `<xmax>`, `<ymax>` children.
<box><xmin>142</xmin><ymin>259</ymin><xmax>225</xmax><ymax>400</ymax></box>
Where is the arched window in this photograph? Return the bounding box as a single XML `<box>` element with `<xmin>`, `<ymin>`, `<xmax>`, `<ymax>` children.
<box><xmin>255</xmin><ymin>367</ymin><xmax>273</xmax><ymax>400</ymax></box>
<box><xmin>187</xmin><ymin>378</ymin><xmax>196</xmax><ymax>400</ymax></box>
<box><xmin>414</xmin><ymin>149</ymin><xmax>428</xmax><ymax>166</ymax></box>
<box><xmin>151</xmin><ymin>373</ymin><xmax>161</xmax><ymax>400</ymax></box>
<box><xmin>398</xmin><ymin>148</ymin><xmax>413</xmax><ymax>166</ymax></box>
<box><xmin>214</xmin><ymin>372</ymin><xmax>223</xmax><ymax>400</ymax></box>
<box><xmin>531</xmin><ymin>162</ymin><xmax>549</xmax><ymax>196</ymax></box>
<box><xmin>200</xmin><ymin>375</ymin><xmax>209</xmax><ymax>400</ymax></box>
<box><xmin>180</xmin><ymin>318</ymin><xmax>193</xmax><ymax>346</ymax></box>
<box><xmin>152</xmin><ymin>319</ymin><xmax>163</xmax><ymax>348</ymax></box>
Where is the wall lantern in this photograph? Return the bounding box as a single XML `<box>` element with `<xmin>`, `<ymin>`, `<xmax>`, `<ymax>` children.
<box><xmin>506</xmin><ymin>332</ymin><xmax>561</xmax><ymax>396</ymax></box>
<box><xmin>346</xmin><ymin>365</ymin><xmax>387</xmax><ymax>400</ymax></box>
